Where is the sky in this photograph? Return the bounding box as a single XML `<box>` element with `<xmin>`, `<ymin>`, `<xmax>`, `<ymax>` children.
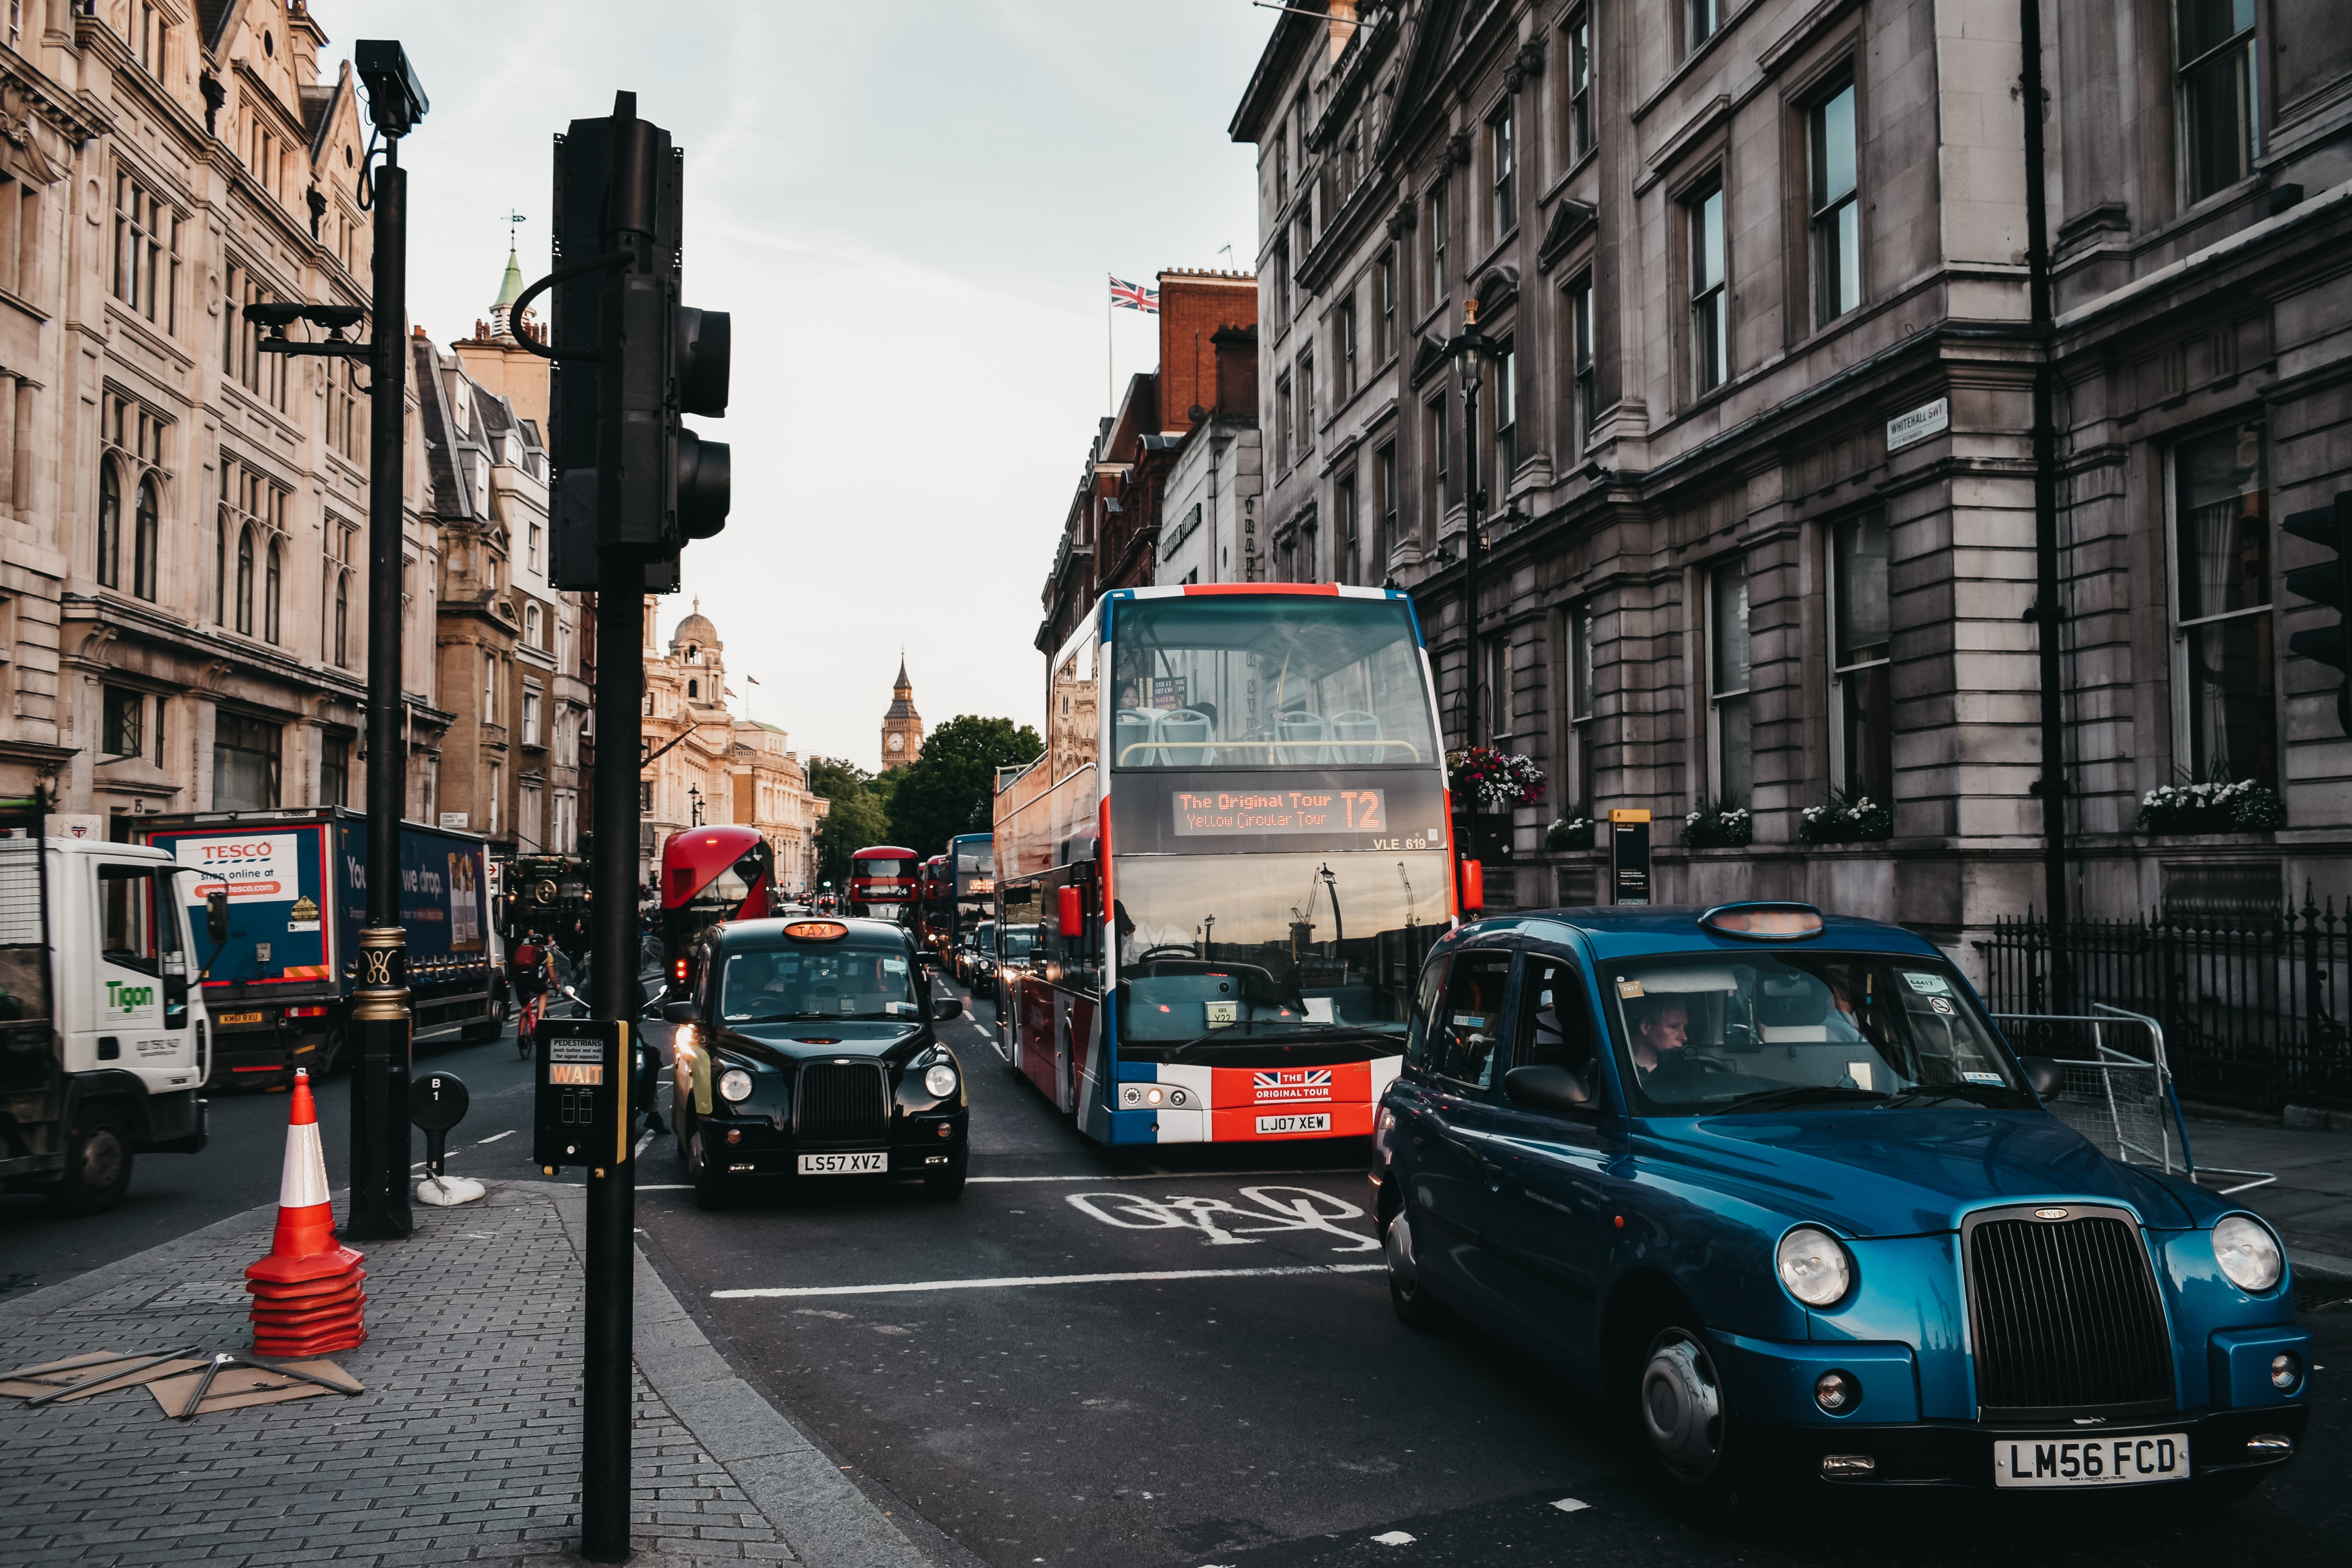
<box><xmin>315</xmin><ymin>1</ymin><xmax>1272</xmax><ymax>769</ymax></box>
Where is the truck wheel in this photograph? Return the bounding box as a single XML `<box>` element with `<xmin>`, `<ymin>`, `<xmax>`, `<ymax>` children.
<box><xmin>463</xmin><ymin>994</ymin><xmax>507</xmax><ymax>1044</ymax></box>
<box><xmin>315</xmin><ymin>1029</ymin><xmax>347</xmax><ymax>1077</ymax></box>
<box><xmin>52</xmin><ymin>1119</ymin><xmax>132</xmax><ymax>1215</ymax></box>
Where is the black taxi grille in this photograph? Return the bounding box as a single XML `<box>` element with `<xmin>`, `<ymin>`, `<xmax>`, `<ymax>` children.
<box><xmin>1966</xmin><ymin>1212</ymin><xmax>2174</xmax><ymax>1413</ymax></box>
<box><xmin>795</xmin><ymin>1062</ymin><xmax>887</xmax><ymax>1144</ymax></box>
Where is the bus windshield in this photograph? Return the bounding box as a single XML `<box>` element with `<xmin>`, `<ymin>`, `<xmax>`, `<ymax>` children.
<box><xmin>1108</xmin><ymin>597</ymin><xmax>1436</xmax><ymax>769</ymax></box>
<box><xmin>857</xmin><ymin>859</ymin><xmax>909</xmax><ymax>879</ymax></box>
<box><xmin>1113</xmin><ymin>849</ymin><xmax>1446</xmax><ymax>1052</ymax></box>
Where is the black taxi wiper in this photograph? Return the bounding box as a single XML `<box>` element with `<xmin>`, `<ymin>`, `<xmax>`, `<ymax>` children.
<box><xmin>1880</xmin><ymin>1083</ymin><xmax>2021</xmax><ymax>1109</ymax></box>
<box><xmin>1711</xmin><ymin>1084</ymin><xmax>1891</xmax><ymax>1113</ymax></box>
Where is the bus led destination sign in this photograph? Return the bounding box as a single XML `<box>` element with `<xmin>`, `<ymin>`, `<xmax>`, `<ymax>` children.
<box><xmin>1173</xmin><ymin>786</ymin><xmax>1409</xmax><ymax>840</ymax></box>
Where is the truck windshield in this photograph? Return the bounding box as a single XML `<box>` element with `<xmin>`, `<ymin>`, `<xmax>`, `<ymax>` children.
<box><xmin>1113</xmin><ymin>850</ymin><xmax>1445</xmax><ymax>1053</ymax></box>
<box><xmin>1600</xmin><ymin>953</ymin><xmax>2030</xmax><ymax>1115</ymax></box>
<box><xmin>1108</xmin><ymin>596</ymin><xmax>1436</xmax><ymax>769</ymax></box>
<box><xmin>716</xmin><ymin>941</ymin><xmax>921</xmax><ymax>1023</ymax></box>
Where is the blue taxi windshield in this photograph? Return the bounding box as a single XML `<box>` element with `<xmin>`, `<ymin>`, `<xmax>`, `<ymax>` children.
<box><xmin>1600</xmin><ymin>953</ymin><xmax>2031</xmax><ymax>1114</ymax></box>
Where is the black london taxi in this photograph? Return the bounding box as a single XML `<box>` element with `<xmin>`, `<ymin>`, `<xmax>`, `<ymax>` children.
<box><xmin>664</xmin><ymin>915</ymin><xmax>969</xmax><ymax>1208</ymax></box>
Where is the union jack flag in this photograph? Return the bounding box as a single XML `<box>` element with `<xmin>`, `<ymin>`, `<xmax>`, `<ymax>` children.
<box><xmin>1254</xmin><ymin>1068</ymin><xmax>1333</xmax><ymax>1089</ymax></box>
<box><xmin>1109</xmin><ymin>274</ymin><xmax>1160</xmax><ymax>313</ymax></box>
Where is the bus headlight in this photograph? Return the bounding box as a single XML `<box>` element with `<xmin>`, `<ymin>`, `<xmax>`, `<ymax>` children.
<box><xmin>2213</xmin><ymin>1215</ymin><xmax>2284</xmax><ymax>1292</ymax></box>
<box><xmin>718</xmin><ymin>1068</ymin><xmax>754</xmax><ymax>1103</ymax></box>
<box><xmin>923</xmin><ymin>1062</ymin><xmax>958</xmax><ymax>1099</ymax></box>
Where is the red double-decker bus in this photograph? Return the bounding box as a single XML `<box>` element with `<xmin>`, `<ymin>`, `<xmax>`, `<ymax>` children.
<box><xmin>848</xmin><ymin>844</ymin><xmax>918</xmax><ymax>921</ymax></box>
<box><xmin>661</xmin><ymin>825</ymin><xmax>774</xmax><ymax>991</ymax></box>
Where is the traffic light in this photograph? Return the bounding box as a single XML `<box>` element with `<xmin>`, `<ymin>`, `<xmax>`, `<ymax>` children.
<box><xmin>548</xmin><ymin>92</ymin><xmax>730</xmax><ymax>590</ymax></box>
<box><xmin>2284</xmin><ymin>492</ymin><xmax>2352</xmax><ymax>735</ymax></box>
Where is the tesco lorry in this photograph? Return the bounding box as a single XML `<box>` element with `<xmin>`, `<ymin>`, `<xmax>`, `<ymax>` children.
<box><xmin>136</xmin><ymin>807</ymin><xmax>508</xmax><ymax>1087</ymax></box>
<box><xmin>0</xmin><ymin>800</ymin><xmax>210</xmax><ymax>1213</ymax></box>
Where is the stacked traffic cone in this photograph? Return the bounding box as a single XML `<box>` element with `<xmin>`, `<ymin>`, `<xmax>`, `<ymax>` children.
<box><xmin>245</xmin><ymin>1069</ymin><xmax>367</xmax><ymax>1356</ymax></box>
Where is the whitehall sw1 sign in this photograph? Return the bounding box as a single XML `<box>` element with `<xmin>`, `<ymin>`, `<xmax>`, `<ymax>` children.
<box><xmin>1887</xmin><ymin>397</ymin><xmax>1951</xmax><ymax>452</ymax></box>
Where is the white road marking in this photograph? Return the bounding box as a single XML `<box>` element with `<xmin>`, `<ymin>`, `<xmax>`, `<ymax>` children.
<box><xmin>970</xmin><ymin>1169</ymin><xmax>1359</xmax><ymax>1184</ymax></box>
<box><xmin>1551</xmin><ymin>1497</ymin><xmax>1590</xmax><ymax>1513</ymax></box>
<box><xmin>1066</xmin><ymin>1185</ymin><xmax>1377</xmax><ymax>1252</ymax></box>
<box><xmin>476</xmin><ymin>1129</ymin><xmax>516</xmax><ymax>1145</ymax></box>
<box><xmin>713</xmin><ymin>1263</ymin><xmax>1384</xmax><ymax>1299</ymax></box>
<box><xmin>1371</xmin><ymin>1531</ymin><xmax>1415</xmax><ymax>1546</ymax></box>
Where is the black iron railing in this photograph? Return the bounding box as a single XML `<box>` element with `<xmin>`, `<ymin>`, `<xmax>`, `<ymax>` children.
<box><xmin>1976</xmin><ymin>892</ymin><xmax>2352</xmax><ymax>1112</ymax></box>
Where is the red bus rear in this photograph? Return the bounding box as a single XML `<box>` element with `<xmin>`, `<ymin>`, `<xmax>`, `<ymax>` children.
<box><xmin>661</xmin><ymin>825</ymin><xmax>774</xmax><ymax>990</ymax></box>
<box><xmin>848</xmin><ymin>844</ymin><xmax>917</xmax><ymax>921</ymax></box>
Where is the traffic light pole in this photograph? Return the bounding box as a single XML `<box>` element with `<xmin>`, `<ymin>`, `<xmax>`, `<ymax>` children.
<box><xmin>347</xmin><ymin>144</ymin><xmax>413</xmax><ymax>1242</ymax></box>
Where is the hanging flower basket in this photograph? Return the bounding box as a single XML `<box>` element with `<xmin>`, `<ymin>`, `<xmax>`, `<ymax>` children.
<box><xmin>1680</xmin><ymin>796</ymin><xmax>1752</xmax><ymax>848</ymax></box>
<box><xmin>1447</xmin><ymin>747</ymin><xmax>1547</xmax><ymax>814</ymax></box>
<box><xmin>2135</xmin><ymin>779</ymin><xmax>2284</xmax><ymax>835</ymax></box>
<box><xmin>1798</xmin><ymin>787</ymin><xmax>1893</xmax><ymax>845</ymax></box>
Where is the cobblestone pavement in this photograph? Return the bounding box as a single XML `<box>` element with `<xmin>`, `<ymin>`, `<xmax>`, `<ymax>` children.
<box><xmin>0</xmin><ymin>1181</ymin><xmax>941</xmax><ymax>1567</ymax></box>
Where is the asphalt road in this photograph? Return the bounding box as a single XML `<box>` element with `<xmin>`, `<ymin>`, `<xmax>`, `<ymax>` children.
<box><xmin>5</xmin><ymin>973</ymin><xmax>2345</xmax><ymax>1568</ymax></box>
<box><xmin>636</xmin><ymin>977</ymin><xmax>2352</xmax><ymax>1568</ymax></box>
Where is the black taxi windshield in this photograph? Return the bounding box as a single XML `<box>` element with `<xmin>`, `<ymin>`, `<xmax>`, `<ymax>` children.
<box><xmin>715</xmin><ymin>940</ymin><xmax>922</xmax><ymax>1024</ymax></box>
<box><xmin>1601</xmin><ymin>953</ymin><xmax>2029</xmax><ymax>1115</ymax></box>
<box><xmin>1114</xmin><ymin>849</ymin><xmax>1447</xmax><ymax>1055</ymax></box>
<box><xmin>1108</xmin><ymin>596</ymin><xmax>1436</xmax><ymax>769</ymax></box>
<box><xmin>998</xmin><ymin>923</ymin><xmax>1038</xmax><ymax>960</ymax></box>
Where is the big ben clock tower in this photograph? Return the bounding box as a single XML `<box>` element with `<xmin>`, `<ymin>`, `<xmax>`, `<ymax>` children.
<box><xmin>881</xmin><ymin>654</ymin><xmax>923</xmax><ymax>770</ymax></box>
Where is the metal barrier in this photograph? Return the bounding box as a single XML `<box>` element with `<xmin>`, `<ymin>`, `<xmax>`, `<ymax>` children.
<box><xmin>1993</xmin><ymin>1004</ymin><xmax>2275</xmax><ymax>1196</ymax></box>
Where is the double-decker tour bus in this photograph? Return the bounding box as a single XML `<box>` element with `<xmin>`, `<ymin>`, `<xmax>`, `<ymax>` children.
<box><xmin>995</xmin><ymin>584</ymin><xmax>1454</xmax><ymax>1144</ymax></box>
<box><xmin>948</xmin><ymin>832</ymin><xmax>995</xmax><ymax>950</ymax></box>
<box><xmin>916</xmin><ymin>853</ymin><xmax>951</xmax><ymax>950</ymax></box>
<box><xmin>661</xmin><ymin>825</ymin><xmax>774</xmax><ymax>992</ymax></box>
<box><xmin>848</xmin><ymin>844</ymin><xmax>918</xmax><ymax>921</ymax></box>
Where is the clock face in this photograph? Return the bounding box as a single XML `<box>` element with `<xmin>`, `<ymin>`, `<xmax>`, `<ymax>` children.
<box><xmin>887</xmin><ymin>734</ymin><xmax>905</xmax><ymax>752</ymax></box>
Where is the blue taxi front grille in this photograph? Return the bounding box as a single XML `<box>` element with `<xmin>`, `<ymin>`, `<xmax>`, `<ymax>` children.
<box><xmin>795</xmin><ymin>1062</ymin><xmax>887</xmax><ymax>1144</ymax></box>
<box><xmin>1966</xmin><ymin>1214</ymin><xmax>2174</xmax><ymax>1413</ymax></box>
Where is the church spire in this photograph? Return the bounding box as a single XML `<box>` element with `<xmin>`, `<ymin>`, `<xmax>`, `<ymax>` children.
<box><xmin>488</xmin><ymin>245</ymin><xmax>526</xmax><ymax>338</ymax></box>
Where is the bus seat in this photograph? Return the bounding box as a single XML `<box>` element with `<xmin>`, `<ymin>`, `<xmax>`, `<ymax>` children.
<box><xmin>1275</xmin><ymin>709</ymin><xmax>1329</xmax><ymax>764</ymax></box>
<box><xmin>1154</xmin><ymin>708</ymin><xmax>1215</xmax><ymax>766</ymax></box>
<box><xmin>1114</xmin><ymin>710</ymin><xmax>1157</xmax><ymax>767</ymax></box>
<box><xmin>1329</xmin><ymin>709</ymin><xmax>1386</xmax><ymax>761</ymax></box>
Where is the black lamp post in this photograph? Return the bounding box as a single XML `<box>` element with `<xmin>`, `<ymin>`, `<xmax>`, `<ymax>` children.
<box><xmin>688</xmin><ymin>782</ymin><xmax>704</xmax><ymax>827</ymax></box>
<box><xmin>1443</xmin><ymin>299</ymin><xmax>1491</xmax><ymax>752</ymax></box>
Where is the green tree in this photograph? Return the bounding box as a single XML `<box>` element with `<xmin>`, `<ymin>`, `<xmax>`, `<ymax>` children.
<box><xmin>807</xmin><ymin>757</ymin><xmax>892</xmax><ymax>892</ymax></box>
<box><xmin>886</xmin><ymin>715</ymin><xmax>1043</xmax><ymax>859</ymax></box>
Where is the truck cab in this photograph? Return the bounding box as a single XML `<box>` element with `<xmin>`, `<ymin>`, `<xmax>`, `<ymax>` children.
<box><xmin>0</xmin><ymin>822</ymin><xmax>209</xmax><ymax>1214</ymax></box>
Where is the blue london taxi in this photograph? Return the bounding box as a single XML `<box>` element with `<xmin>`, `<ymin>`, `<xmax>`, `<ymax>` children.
<box><xmin>1369</xmin><ymin>903</ymin><xmax>2310</xmax><ymax>1504</ymax></box>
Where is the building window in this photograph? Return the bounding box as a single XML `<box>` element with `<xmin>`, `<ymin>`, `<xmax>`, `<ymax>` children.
<box><xmin>1493</xmin><ymin>342</ymin><xmax>1518</xmax><ymax>482</ymax></box>
<box><xmin>234</xmin><ymin>526</ymin><xmax>254</xmax><ymax>635</ymax></box>
<box><xmin>1689</xmin><ymin>182</ymin><xmax>1728</xmax><ymax>395</ymax></box>
<box><xmin>1275</xmin><ymin>238</ymin><xmax>1291</xmax><ymax>328</ymax></box>
<box><xmin>1566</xmin><ymin>12</ymin><xmax>1593</xmax><ymax>162</ymax></box>
<box><xmin>223</xmin><ymin>261</ymin><xmax>290</xmax><ymax>410</ymax></box>
<box><xmin>1376</xmin><ymin>442</ymin><xmax>1397</xmax><ymax>576</ymax></box>
<box><xmin>112</xmin><ymin>171</ymin><xmax>179</xmax><ymax>333</ymax></box>
<box><xmin>134</xmin><ymin>476</ymin><xmax>158</xmax><ymax>601</ymax></box>
<box><xmin>2174</xmin><ymin>421</ymin><xmax>2274</xmax><ymax>787</ymax></box>
<box><xmin>1301</xmin><ymin>524</ymin><xmax>1318</xmax><ymax>584</ymax></box>
<box><xmin>1707</xmin><ymin>559</ymin><xmax>1751</xmax><ymax>804</ymax></box>
<box><xmin>263</xmin><ymin>539</ymin><xmax>282</xmax><ymax>644</ymax></box>
<box><xmin>483</xmin><ymin>650</ymin><xmax>497</xmax><ymax>724</ymax></box>
<box><xmin>97</xmin><ymin>461</ymin><xmax>121</xmax><ymax>588</ymax></box>
<box><xmin>1426</xmin><ymin>395</ymin><xmax>1449</xmax><ymax>531</ymax></box>
<box><xmin>488</xmin><ymin>763</ymin><xmax>502</xmax><ymax>835</ymax></box>
<box><xmin>130</xmin><ymin>4</ymin><xmax>169</xmax><ymax>76</ymax></box>
<box><xmin>1690</xmin><ymin>0</ymin><xmax>1721</xmax><ymax>52</ymax></box>
<box><xmin>526</xmin><ymin>602</ymin><xmax>543</xmax><ymax>648</ymax></box>
<box><xmin>1810</xmin><ymin>81</ymin><xmax>1861</xmax><ymax>325</ymax></box>
<box><xmin>1484</xmin><ymin>635</ymin><xmax>1514</xmax><ymax>744</ymax></box>
<box><xmin>1491</xmin><ymin>107</ymin><xmax>1516</xmax><ymax>237</ymax></box>
<box><xmin>1299</xmin><ymin>352</ymin><xmax>1316</xmax><ymax>453</ymax></box>
<box><xmin>102</xmin><ymin>685</ymin><xmax>145</xmax><ymax>758</ymax></box>
<box><xmin>523</xmin><ymin>688</ymin><xmax>542</xmax><ymax>748</ymax></box>
<box><xmin>1570</xmin><ymin>274</ymin><xmax>1596</xmax><ymax>449</ymax></box>
<box><xmin>1274</xmin><ymin>125</ymin><xmax>1288</xmax><ymax>208</ymax></box>
<box><xmin>528</xmin><ymin>521</ymin><xmax>543</xmax><ymax>572</ymax></box>
<box><xmin>1336</xmin><ymin>474</ymin><xmax>1357</xmax><ymax>585</ymax></box>
<box><xmin>2177</xmin><ymin>0</ymin><xmax>2258</xmax><ymax>203</ymax></box>
<box><xmin>1567</xmin><ymin>604</ymin><xmax>1598</xmax><ymax>810</ymax></box>
<box><xmin>1339</xmin><ymin>296</ymin><xmax>1358</xmax><ymax>400</ymax></box>
<box><xmin>1832</xmin><ymin>513</ymin><xmax>1893</xmax><ymax>802</ymax></box>
<box><xmin>0</xmin><ymin>169</ymin><xmax>39</xmax><ymax>301</ymax></box>
<box><xmin>1276</xmin><ymin>374</ymin><xmax>1293</xmax><ymax>471</ymax></box>
<box><xmin>320</xmin><ymin>734</ymin><xmax>350</xmax><ymax>808</ymax></box>
<box><xmin>1428</xmin><ymin>179</ymin><xmax>1447</xmax><ymax>304</ymax></box>
<box><xmin>212</xmin><ymin>710</ymin><xmax>281</xmax><ymax>811</ymax></box>
<box><xmin>1378</xmin><ymin>249</ymin><xmax>1396</xmax><ymax>361</ymax></box>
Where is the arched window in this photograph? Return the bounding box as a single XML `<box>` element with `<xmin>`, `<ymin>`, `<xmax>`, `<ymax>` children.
<box><xmin>97</xmin><ymin>463</ymin><xmax>121</xmax><ymax>588</ymax></box>
<box><xmin>215</xmin><ymin>513</ymin><xmax>227</xmax><ymax>624</ymax></box>
<box><xmin>686</xmin><ymin>679</ymin><xmax>699</xmax><ymax>701</ymax></box>
<box><xmin>263</xmin><ymin>539</ymin><xmax>281</xmax><ymax>643</ymax></box>
<box><xmin>234</xmin><ymin>525</ymin><xmax>254</xmax><ymax>634</ymax></box>
<box><xmin>333</xmin><ymin>572</ymin><xmax>349</xmax><ymax>666</ymax></box>
<box><xmin>133</xmin><ymin>476</ymin><xmax>159</xmax><ymax>601</ymax></box>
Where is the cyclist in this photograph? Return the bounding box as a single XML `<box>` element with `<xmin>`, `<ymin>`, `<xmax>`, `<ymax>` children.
<box><xmin>511</xmin><ymin>930</ymin><xmax>552</xmax><ymax>1054</ymax></box>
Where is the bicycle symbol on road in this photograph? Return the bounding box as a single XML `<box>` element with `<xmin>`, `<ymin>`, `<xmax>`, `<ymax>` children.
<box><xmin>1065</xmin><ymin>1185</ymin><xmax>1378</xmax><ymax>1253</ymax></box>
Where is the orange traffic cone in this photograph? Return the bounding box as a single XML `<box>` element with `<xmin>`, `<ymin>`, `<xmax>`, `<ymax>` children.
<box><xmin>245</xmin><ymin>1069</ymin><xmax>367</xmax><ymax>1356</ymax></box>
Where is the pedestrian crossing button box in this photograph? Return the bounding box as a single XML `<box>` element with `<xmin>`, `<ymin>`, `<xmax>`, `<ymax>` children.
<box><xmin>534</xmin><ymin>1020</ymin><xmax>629</xmax><ymax>1171</ymax></box>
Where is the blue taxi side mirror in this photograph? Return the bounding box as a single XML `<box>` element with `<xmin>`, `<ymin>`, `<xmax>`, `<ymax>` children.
<box><xmin>932</xmin><ymin>996</ymin><xmax>962</xmax><ymax>1022</ymax></box>
<box><xmin>1504</xmin><ymin>1064</ymin><xmax>1591</xmax><ymax>1113</ymax></box>
<box><xmin>2021</xmin><ymin>1055</ymin><xmax>2062</xmax><ymax>1098</ymax></box>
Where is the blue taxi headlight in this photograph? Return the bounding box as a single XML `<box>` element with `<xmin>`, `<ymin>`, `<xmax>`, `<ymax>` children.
<box><xmin>718</xmin><ymin>1068</ymin><xmax>754</xmax><ymax>1103</ymax></box>
<box><xmin>923</xmin><ymin>1062</ymin><xmax>958</xmax><ymax>1099</ymax></box>
<box><xmin>2212</xmin><ymin>1215</ymin><xmax>2283</xmax><ymax>1292</ymax></box>
<box><xmin>1776</xmin><ymin>1226</ymin><xmax>1853</xmax><ymax>1307</ymax></box>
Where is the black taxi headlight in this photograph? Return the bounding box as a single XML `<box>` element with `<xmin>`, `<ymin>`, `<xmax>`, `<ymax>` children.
<box><xmin>923</xmin><ymin>1062</ymin><xmax>958</xmax><ymax>1099</ymax></box>
<box><xmin>718</xmin><ymin>1068</ymin><xmax>754</xmax><ymax>1103</ymax></box>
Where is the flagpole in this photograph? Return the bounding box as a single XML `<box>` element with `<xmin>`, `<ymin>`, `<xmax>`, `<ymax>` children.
<box><xmin>1106</xmin><ymin>276</ymin><xmax>1112</xmax><ymax>417</ymax></box>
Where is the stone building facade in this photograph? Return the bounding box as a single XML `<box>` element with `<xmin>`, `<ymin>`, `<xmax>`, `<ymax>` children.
<box><xmin>1230</xmin><ymin>0</ymin><xmax>2352</xmax><ymax>948</ymax></box>
<box><xmin>638</xmin><ymin>602</ymin><xmax>825</xmax><ymax>892</ymax></box>
<box><xmin>0</xmin><ymin>0</ymin><xmax>448</xmax><ymax>833</ymax></box>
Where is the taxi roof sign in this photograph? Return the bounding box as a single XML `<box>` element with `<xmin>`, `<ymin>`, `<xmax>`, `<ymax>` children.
<box><xmin>1698</xmin><ymin>902</ymin><xmax>1826</xmax><ymax>941</ymax></box>
<box><xmin>782</xmin><ymin>920</ymin><xmax>849</xmax><ymax>942</ymax></box>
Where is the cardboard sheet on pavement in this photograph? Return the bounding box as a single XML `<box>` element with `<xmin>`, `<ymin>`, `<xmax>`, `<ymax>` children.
<box><xmin>0</xmin><ymin>1350</ymin><xmax>207</xmax><ymax>1402</ymax></box>
<box><xmin>145</xmin><ymin>1358</ymin><xmax>363</xmax><ymax>1418</ymax></box>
